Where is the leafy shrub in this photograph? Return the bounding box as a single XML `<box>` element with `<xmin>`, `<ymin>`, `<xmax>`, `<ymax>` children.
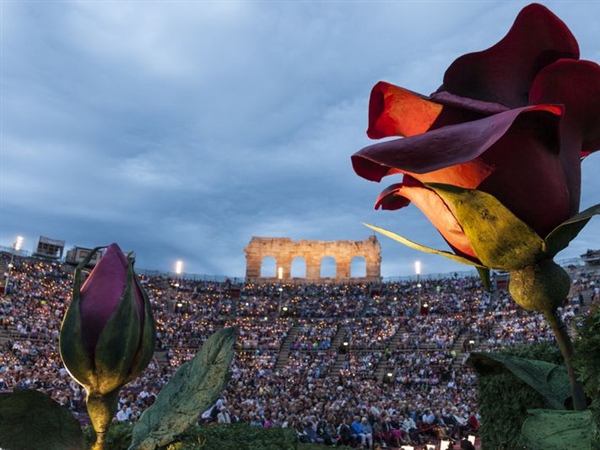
<box><xmin>83</xmin><ymin>422</ymin><xmax>354</xmax><ymax>449</ymax></box>
<box><xmin>83</xmin><ymin>422</ymin><xmax>134</xmax><ymax>449</ymax></box>
<box><xmin>574</xmin><ymin>304</ymin><xmax>600</xmax><ymax>447</ymax></box>
<box><xmin>474</xmin><ymin>342</ymin><xmax>563</xmax><ymax>450</ymax></box>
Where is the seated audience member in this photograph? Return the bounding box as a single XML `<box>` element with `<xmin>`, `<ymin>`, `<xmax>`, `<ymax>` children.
<box><xmin>351</xmin><ymin>415</ymin><xmax>368</xmax><ymax>448</ymax></box>
<box><xmin>361</xmin><ymin>416</ymin><xmax>374</xmax><ymax>448</ymax></box>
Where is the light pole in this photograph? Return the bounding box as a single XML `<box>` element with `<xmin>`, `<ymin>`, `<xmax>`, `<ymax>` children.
<box><xmin>277</xmin><ymin>267</ymin><xmax>283</xmax><ymax>318</ymax></box>
<box><xmin>175</xmin><ymin>260</ymin><xmax>183</xmax><ymax>307</ymax></box>
<box><xmin>415</xmin><ymin>260</ymin><xmax>422</xmax><ymax>315</ymax></box>
<box><xmin>4</xmin><ymin>236</ymin><xmax>24</xmax><ymax>295</ymax></box>
<box><xmin>170</xmin><ymin>260</ymin><xmax>183</xmax><ymax>313</ymax></box>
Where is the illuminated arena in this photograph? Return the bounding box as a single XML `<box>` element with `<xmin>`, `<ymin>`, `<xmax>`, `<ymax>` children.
<box><xmin>1</xmin><ymin>248</ymin><xmax>597</xmax><ymax>449</ymax></box>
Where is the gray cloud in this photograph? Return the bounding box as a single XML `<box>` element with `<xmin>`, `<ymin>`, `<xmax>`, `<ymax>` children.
<box><xmin>2</xmin><ymin>1</ymin><xmax>599</xmax><ymax>278</ymax></box>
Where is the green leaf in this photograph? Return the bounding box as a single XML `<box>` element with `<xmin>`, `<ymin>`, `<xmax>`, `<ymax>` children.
<box><xmin>426</xmin><ymin>183</ymin><xmax>545</xmax><ymax>270</ymax></box>
<box><xmin>59</xmin><ymin>248</ymin><xmax>105</xmax><ymax>390</ymax></box>
<box><xmin>519</xmin><ymin>409</ymin><xmax>591</xmax><ymax>449</ymax></box>
<box><xmin>93</xmin><ymin>261</ymin><xmax>141</xmax><ymax>395</ymax></box>
<box><xmin>122</xmin><ymin>268</ymin><xmax>157</xmax><ymax>387</ymax></box>
<box><xmin>468</xmin><ymin>353</ymin><xmax>571</xmax><ymax>409</ymax></box>
<box><xmin>363</xmin><ymin>223</ymin><xmax>483</xmax><ymax>267</ymax></box>
<box><xmin>0</xmin><ymin>390</ymin><xmax>85</xmax><ymax>450</ymax></box>
<box><xmin>545</xmin><ymin>203</ymin><xmax>600</xmax><ymax>257</ymax></box>
<box><xmin>476</xmin><ymin>266</ymin><xmax>491</xmax><ymax>291</ymax></box>
<box><xmin>59</xmin><ymin>286</ymin><xmax>95</xmax><ymax>388</ymax></box>
<box><xmin>130</xmin><ymin>327</ymin><xmax>237</xmax><ymax>450</ymax></box>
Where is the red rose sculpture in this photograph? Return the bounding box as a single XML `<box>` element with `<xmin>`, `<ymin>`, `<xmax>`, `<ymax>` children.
<box><xmin>352</xmin><ymin>3</ymin><xmax>600</xmax><ymax>272</ymax></box>
<box><xmin>351</xmin><ymin>2</ymin><xmax>600</xmax><ymax>411</ymax></box>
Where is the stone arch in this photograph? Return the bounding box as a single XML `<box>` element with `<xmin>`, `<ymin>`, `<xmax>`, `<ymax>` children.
<box><xmin>350</xmin><ymin>255</ymin><xmax>367</xmax><ymax>278</ymax></box>
<box><xmin>291</xmin><ymin>256</ymin><xmax>307</xmax><ymax>278</ymax></box>
<box><xmin>260</xmin><ymin>256</ymin><xmax>277</xmax><ymax>278</ymax></box>
<box><xmin>320</xmin><ymin>256</ymin><xmax>336</xmax><ymax>278</ymax></box>
<box><xmin>244</xmin><ymin>236</ymin><xmax>381</xmax><ymax>282</ymax></box>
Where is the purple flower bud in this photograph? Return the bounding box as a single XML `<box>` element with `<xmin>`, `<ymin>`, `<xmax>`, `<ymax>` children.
<box><xmin>79</xmin><ymin>244</ymin><xmax>144</xmax><ymax>355</ymax></box>
<box><xmin>60</xmin><ymin>243</ymin><xmax>156</xmax><ymax>395</ymax></box>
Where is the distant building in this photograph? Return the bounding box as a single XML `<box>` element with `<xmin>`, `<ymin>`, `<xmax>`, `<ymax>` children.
<box><xmin>494</xmin><ymin>272</ymin><xmax>510</xmax><ymax>291</ymax></box>
<box><xmin>244</xmin><ymin>236</ymin><xmax>381</xmax><ymax>282</ymax></box>
<box><xmin>33</xmin><ymin>236</ymin><xmax>65</xmax><ymax>260</ymax></box>
<box><xmin>65</xmin><ymin>247</ymin><xmax>104</xmax><ymax>267</ymax></box>
<box><xmin>581</xmin><ymin>249</ymin><xmax>600</xmax><ymax>266</ymax></box>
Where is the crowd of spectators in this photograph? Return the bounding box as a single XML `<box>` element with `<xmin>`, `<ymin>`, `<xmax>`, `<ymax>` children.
<box><xmin>1</xmin><ymin>252</ymin><xmax>597</xmax><ymax>447</ymax></box>
<box><xmin>340</xmin><ymin>317</ymin><xmax>399</xmax><ymax>350</ymax></box>
<box><xmin>290</xmin><ymin>319</ymin><xmax>338</xmax><ymax>351</ymax></box>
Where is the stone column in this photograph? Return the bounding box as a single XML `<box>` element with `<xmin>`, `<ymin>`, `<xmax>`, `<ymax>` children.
<box><xmin>337</xmin><ymin>258</ymin><xmax>351</xmax><ymax>279</ymax></box>
<box><xmin>306</xmin><ymin>255</ymin><xmax>321</xmax><ymax>280</ymax></box>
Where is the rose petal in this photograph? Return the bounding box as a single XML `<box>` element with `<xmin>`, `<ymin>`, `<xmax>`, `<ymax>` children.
<box><xmin>477</xmin><ymin>109</ymin><xmax>574</xmax><ymax>237</ymax></box>
<box><xmin>353</xmin><ymin>104</ymin><xmax>572</xmax><ymax>237</ymax></box>
<box><xmin>429</xmin><ymin>91</ymin><xmax>509</xmax><ymax>115</ymax></box>
<box><xmin>437</xmin><ymin>3</ymin><xmax>579</xmax><ymax>108</ymax></box>
<box><xmin>352</xmin><ymin>104</ymin><xmax>563</xmax><ymax>182</ymax></box>
<box><xmin>374</xmin><ymin>183</ymin><xmax>411</xmax><ymax>210</ymax></box>
<box><xmin>375</xmin><ymin>176</ymin><xmax>478</xmax><ymax>260</ymax></box>
<box><xmin>80</xmin><ymin>243</ymin><xmax>128</xmax><ymax>352</ymax></box>
<box><xmin>530</xmin><ymin>59</ymin><xmax>600</xmax><ymax>155</ymax></box>
<box><xmin>528</xmin><ymin>59</ymin><xmax>600</xmax><ymax>216</ymax></box>
<box><xmin>367</xmin><ymin>81</ymin><xmax>487</xmax><ymax>139</ymax></box>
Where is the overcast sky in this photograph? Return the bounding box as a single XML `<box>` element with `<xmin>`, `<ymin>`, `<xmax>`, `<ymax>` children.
<box><xmin>1</xmin><ymin>1</ymin><xmax>599</xmax><ymax>279</ymax></box>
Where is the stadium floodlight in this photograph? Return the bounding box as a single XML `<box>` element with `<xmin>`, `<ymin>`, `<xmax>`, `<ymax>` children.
<box><xmin>175</xmin><ymin>260</ymin><xmax>183</xmax><ymax>275</ymax></box>
<box><xmin>4</xmin><ymin>236</ymin><xmax>24</xmax><ymax>294</ymax></box>
<box><xmin>415</xmin><ymin>260</ymin><xmax>422</xmax><ymax>288</ymax></box>
<box><xmin>276</xmin><ymin>268</ymin><xmax>284</xmax><ymax>317</ymax></box>
<box><xmin>14</xmin><ymin>236</ymin><xmax>24</xmax><ymax>252</ymax></box>
<box><xmin>414</xmin><ymin>260</ymin><xmax>421</xmax><ymax>276</ymax></box>
<box><xmin>415</xmin><ymin>260</ymin><xmax>423</xmax><ymax>312</ymax></box>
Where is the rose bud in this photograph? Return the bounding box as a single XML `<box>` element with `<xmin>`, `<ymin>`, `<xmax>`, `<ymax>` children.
<box><xmin>59</xmin><ymin>243</ymin><xmax>156</xmax><ymax>446</ymax></box>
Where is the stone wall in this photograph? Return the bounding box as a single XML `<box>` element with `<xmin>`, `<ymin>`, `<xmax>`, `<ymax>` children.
<box><xmin>244</xmin><ymin>236</ymin><xmax>381</xmax><ymax>282</ymax></box>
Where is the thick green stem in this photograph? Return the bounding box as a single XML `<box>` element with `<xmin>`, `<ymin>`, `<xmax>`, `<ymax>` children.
<box><xmin>543</xmin><ymin>308</ymin><xmax>587</xmax><ymax>411</ymax></box>
<box><xmin>86</xmin><ymin>389</ymin><xmax>120</xmax><ymax>450</ymax></box>
<box><xmin>91</xmin><ymin>432</ymin><xmax>106</xmax><ymax>450</ymax></box>
<box><xmin>509</xmin><ymin>260</ymin><xmax>587</xmax><ymax>411</ymax></box>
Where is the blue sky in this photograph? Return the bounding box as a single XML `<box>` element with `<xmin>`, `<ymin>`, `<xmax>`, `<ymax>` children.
<box><xmin>1</xmin><ymin>1</ymin><xmax>599</xmax><ymax>279</ymax></box>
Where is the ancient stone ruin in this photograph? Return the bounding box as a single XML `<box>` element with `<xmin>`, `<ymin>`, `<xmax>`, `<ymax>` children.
<box><xmin>244</xmin><ymin>236</ymin><xmax>381</xmax><ymax>282</ymax></box>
